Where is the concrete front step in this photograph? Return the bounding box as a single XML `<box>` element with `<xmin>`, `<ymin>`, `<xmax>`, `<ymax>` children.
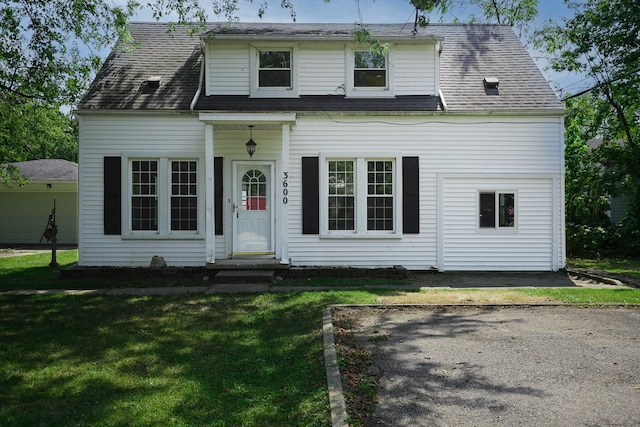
<box><xmin>208</xmin><ymin>259</ymin><xmax>289</xmax><ymax>270</ymax></box>
<box><xmin>214</xmin><ymin>270</ymin><xmax>276</xmax><ymax>284</ymax></box>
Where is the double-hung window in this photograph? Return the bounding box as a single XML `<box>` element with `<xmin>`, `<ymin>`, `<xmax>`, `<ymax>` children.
<box><xmin>250</xmin><ymin>46</ymin><xmax>298</xmax><ymax>97</ymax></box>
<box><xmin>128</xmin><ymin>157</ymin><xmax>201</xmax><ymax>237</ymax></box>
<box><xmin>323</xmin><ymin>156</ymin><xmax>400</xmax><ymax>237</ymax></box>
<box><xmin>346</xmin><ymin>46</ymin><xmax>394</xmax><ymax>97</ymax></box>
<box><xmin>353</xmin><ymin>50</ymin><xmax>387</xmax><ymax>88</ymax></box>
<box><xmin>479</xmin><ymin>191</ymin><xmax>516</xmax><ymax>229</ymax></box>
<box><xmin>258</xmin><ymin>50</ymin><xmax>291</xmax><ymax>88</ymax></box>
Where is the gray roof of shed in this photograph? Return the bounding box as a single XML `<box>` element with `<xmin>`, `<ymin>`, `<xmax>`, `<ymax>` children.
<box><xmin>12</xmin><ymin>160</ymin><xmax>78</xmax><ymax>181</ymax></box>
<box><xmin>78</xmin><ymin>22</ymin><xmax>563</xmax><ymax>114</ymax></box>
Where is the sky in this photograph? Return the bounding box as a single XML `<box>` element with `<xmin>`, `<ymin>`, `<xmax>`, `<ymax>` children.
<box><xmin>120</xmin><ymin>0</ymin><xmax>590</xmax><ymax>97</ymax></box>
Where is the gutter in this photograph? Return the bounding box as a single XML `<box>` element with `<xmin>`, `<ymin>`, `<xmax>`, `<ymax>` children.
<box><xmin>190</xmin><ymin>43</ymin><xmax>206</xmax><ymax>111</ymax></box>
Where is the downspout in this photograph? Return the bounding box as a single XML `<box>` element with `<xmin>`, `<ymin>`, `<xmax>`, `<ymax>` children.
<box><xmin>438</xmin><ymin>89</ymin><xmax>448</xmax><ymax>111</ymax></box>
<box><xmin>190</xmin><ymin>43</ymin><xmax>206</xmax><ymax>111</ymax></box>
<box><xmin>436</xmin><ymin>41</ymin><xmax>447</xmax><ymax>111</ymax></box>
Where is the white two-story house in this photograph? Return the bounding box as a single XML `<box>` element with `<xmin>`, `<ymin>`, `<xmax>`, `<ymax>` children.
<box><xmin>77</xmin><ymin>22</ymin><xmax>565</xmax><ymax>271</ymax></box>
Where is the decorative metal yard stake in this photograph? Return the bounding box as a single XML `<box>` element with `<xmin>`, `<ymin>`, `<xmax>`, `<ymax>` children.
<box><xmin>40</xmin><ymin>198</ymin><xmax>58</xmax><ymax>267</ymax></box>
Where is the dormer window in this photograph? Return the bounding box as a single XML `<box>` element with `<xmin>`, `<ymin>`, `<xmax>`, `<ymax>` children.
<box><xmin>346</xmin><ymin>46</ymin><xmax>394</xmax><ymax>97</ymax></box>
<box><xmin>354</xmin><ymin>51</ymin><xmax>386</xmax><ymax>88</ymax></box>
<box><xmin>250</xmin><ymin>45</ymin><xmax>299</xmax><ymax>98</ymax></box>
<box><xmin>259</xmin><ymin>50</ymin><xmax>291</xmax><ymax>88</ymax></box>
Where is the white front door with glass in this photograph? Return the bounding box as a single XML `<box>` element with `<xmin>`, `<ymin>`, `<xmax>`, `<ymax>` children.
<box><xmin>232</xmin><ymin>162</ymin><xmax>274</xmax><ymax>254</ymax></box>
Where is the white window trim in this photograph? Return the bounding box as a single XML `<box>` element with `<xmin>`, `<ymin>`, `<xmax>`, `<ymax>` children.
<box><xmin>345</xmin><ymin>44</ymin><xmax>395</xmax><ymax>98</ymax></box>
<box><xmin>319</xmin><ymin>153</ymin><xmax>402</xmax><ymax>239</ymax></box>
<box><xmin>122</xmin><ymin>153</ymin><xmax>204</xmax><ymax>239</ymax></box>
<box><xmin>477</xmin><ymin>190</ymin><xmax>518</xmax><ymax>232</ymax></box>
<box><xmin>250</xmin><ymin>44</ymin><xmax>299</xmax><ymax>98</ymax></box>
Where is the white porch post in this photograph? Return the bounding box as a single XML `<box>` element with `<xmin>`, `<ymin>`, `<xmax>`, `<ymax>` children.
<box><xmin>205</xmin><ymin>123</ymin><xmax>215</xmax><ymax>264</ymax></box>
<box><xmin>280</xmin><ymin>123</ymin><xmax>290</xmax><ymax>264</ymax></box>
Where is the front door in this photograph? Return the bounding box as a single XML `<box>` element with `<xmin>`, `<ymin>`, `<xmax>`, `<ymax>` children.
<box><xmin>232</xmin><ymin>162</ymin><xmax>274</xmax><ymax>254</ymax></box>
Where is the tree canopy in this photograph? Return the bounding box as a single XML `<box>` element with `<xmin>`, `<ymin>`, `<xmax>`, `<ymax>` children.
<box><xmin>0</xmin><ymin>1</ymin><xmax>138</xmax><ymax>185</ymax></box>
<box><xmin>539</xmin><ymin>0</ymin><xmax>640</xmax><ymax>256</ymax></box>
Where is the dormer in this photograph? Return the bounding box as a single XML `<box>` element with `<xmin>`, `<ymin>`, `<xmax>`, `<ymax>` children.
<box><xmin>203</xmin><ymin>23</ymin><xmax>442</xmax><ymax>100</ymax></box>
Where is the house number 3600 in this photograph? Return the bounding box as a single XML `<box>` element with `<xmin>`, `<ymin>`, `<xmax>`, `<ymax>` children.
<box><xmin>282</xmin><ymin>172</ymin><xmax>289</xmax><ymax>204</ymax></box>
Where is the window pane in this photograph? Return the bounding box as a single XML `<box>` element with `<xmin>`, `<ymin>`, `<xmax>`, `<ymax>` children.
<box><xmin>171</xmin><ymin>161</ymin><xmax>198</xmax><ymax>230</ymax></box>
<box><xmin>259</xmin><ymin>51</ymin><xmax>290</xmax><ymax>68</ymax></box>
<box><xmin>499</xmin><ymin>193</ymin><xmax>515</xmax><ymax>227</ymax></box>
<box><xmin>329</xmin><ymin>196</ymin><xmax>355</xmax><ymax>231</ymax></box>
<box><xmin>367</xmin><ymin>197</ymin><xmax>394</xmax><ymax>231</ymax></box>
<box><xmin>259</xmin><ymin>69</ymin><xmax>291</xmax><ymax>87</ymax></box>
<box><xmin>131</xmin><ymin>160</ymin><xmax>158</xmax><ymax>231</ymax></box>
<box><xmin>354</xmin><ymin>51</ymin><xmax>386</xmax><ymax>69</ymax></box>
<box><xmin>242</xmin><ymin>169</ymin><xmax>267</xmax><ymax>211</ymax></box>
<box><xmin>354</xmin><ymin>70</ymin><xmax>386</xmax><ymax>87</ymax></box>
<box><xmin>479</xmin><ymin>193</ymin><xmax>496</xmax><ymax>228</ymax></box>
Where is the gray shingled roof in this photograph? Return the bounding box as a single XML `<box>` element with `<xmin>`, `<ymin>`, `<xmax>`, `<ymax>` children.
<box><xmin>78</xmin><ymin>22</ymin><xmax>563</xmax><ymax>113</ymax></box>
<box><xmin>12</xmin><ymin>160</ymin><xmax>78</xmax><ymax>181</ymax></box>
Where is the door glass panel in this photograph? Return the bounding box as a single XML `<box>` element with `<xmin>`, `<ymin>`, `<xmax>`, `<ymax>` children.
<box><xmin>241</xmin><ymin>169</ymin><xmax>267</xmax><ymax>211</ymax></box>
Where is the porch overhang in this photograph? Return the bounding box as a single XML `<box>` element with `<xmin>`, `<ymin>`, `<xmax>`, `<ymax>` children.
<box><xmin>198</xmin><ymin>112</ymin><xmax>297</xmax><ymax>128</ymax></box>
<box><xmin>202</xmin><ymin>112</ymin><xmax>294</xmax><ymax>266</ymax></box>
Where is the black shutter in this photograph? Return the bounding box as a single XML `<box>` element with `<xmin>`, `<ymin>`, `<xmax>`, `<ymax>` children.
<box><xmin>104</xmin><ymin>156</ymin><xmax>122</xmax><ymax>235</ymax></box>
<box><xmin>214</xmin><ymin>157</ymin><xmax>223</xmax><ymax>235</ymax></box>
<box><xmin>302</xmin><ymin>157</ymin><xmax>320</xmax><ymax>234</ymax></box>
<box><xmin>402</xmin><ymin>156</ymin><xmax>420</xmax><ymax>234</ymax></box>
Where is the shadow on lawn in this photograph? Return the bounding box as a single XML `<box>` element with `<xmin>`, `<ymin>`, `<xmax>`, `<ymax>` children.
<box><xmin>0</xmin><ymin>292</ymin><xmax>351</xmax><ymax>426</ymax></box>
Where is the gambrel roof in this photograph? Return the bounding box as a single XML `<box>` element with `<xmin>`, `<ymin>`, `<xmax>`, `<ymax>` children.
<box><xmin>78</xmin><ymin>22</ymin><xmax>563</xmax><ymax>114</ymax></box>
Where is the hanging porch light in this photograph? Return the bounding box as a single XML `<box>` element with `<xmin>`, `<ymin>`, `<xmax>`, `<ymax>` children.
<box><xmin>246</xmin><ymin>125</ymin><xmax>257</xmax><ymax>158</ymax></box>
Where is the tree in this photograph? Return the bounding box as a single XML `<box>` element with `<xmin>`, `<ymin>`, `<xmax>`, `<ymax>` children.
<box><xmin>539</xmin><ymin>0</ymin><xmax>640</xmax><ymax>256</ymax></box>
<box><xmin>0</xmin><ymin>1</ymin><xmax>139</xmax><ymax>185</ymax></box>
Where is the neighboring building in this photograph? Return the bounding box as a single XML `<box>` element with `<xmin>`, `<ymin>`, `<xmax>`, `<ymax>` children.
<box><xmin>76</xmin><ymin>22</ymin><xmax>565</xmax><ymax>271</ymax></box>
<box><xmin>0</xmin><ymin>160</ymin><xmax>78</xmax><ymax>245</ymax></box>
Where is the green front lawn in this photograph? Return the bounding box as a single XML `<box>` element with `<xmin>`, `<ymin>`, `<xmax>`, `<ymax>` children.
<box><xmin>0</xmin><ymin>292</ymin><xmax>377</xmax><ymax>427</ymax></box>
<box><xmin>1</xmin><ymin>251</ymin><xmax>639</xmax><ymax>426</ymax></box>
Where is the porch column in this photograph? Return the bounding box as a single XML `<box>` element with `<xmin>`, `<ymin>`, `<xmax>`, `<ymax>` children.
<box><xmin>205</xmin><ymin>123</ymin><xmax>215</xmax><ymax>264</ymax></box>
<box><xmin>280</xmin><ymin>123</ymin><xmax>290</xmax><ymax>264</ymax></box>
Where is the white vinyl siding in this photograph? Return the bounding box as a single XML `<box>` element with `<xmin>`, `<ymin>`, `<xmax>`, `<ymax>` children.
<box><xmin>78</xmin><ymin>114</ymin><xmax>207</xmax><ymax>267</ymax></box>
<box><xmin>298</xmin><ymin>44</ymin><xmax>344</xmax><ymax>95</ymax></box>
<box><xmin>207</xmin><ymin>42</ymin><xmax>250</xmax><ymax>95</ymax></box>
<box><xmin>395</xmin><ymin>43</ymin><xmax>436</xmax><ymax>95</ymax></box>
<box><xmin>79</xmin><ymin>113</ymin><xmax>564</xmax><ymax>271</ymax></box>
<box><xmin>287</xmin><ymin>115</ymin><xmax>563</xmax><ymax>270</ymax></box>
<box><xmin>441</xmin><ymin>177</ymin><xmax>555</xmax><ymax>271</ymax></box>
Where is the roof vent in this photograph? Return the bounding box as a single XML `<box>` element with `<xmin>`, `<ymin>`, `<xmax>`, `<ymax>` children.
<box><xmin>483</xmin><ymin>77</ymin><xmax>499</xmax><ymax>95</ymax></box>
<box><xmin>146</xmin><ymin>75</ymin><xmax>162</xmax><ymax>88</ymax></box>
<box><xmin>483</xmin><ymin>77</ymin><xmax>499</xmax><ymax>89</ymax></box>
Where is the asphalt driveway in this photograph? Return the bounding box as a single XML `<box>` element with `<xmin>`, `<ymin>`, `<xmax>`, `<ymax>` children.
<box><xmin>341</xmin><ymin>305</ymin><xmax>640</xmax><ymax>426</ymax></box>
